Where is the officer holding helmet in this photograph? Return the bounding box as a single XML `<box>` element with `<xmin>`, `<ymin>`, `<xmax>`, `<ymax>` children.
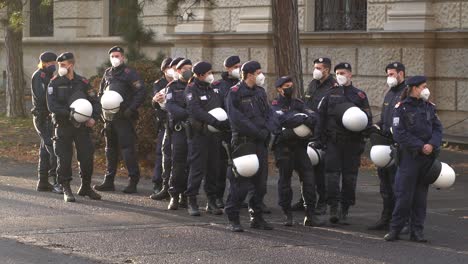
<box><xmin>384</xmin><ymin>76</ymin><xmax>442</xmax><ymax>242</ymax></box>
<box><xmin>47</xmin><ymin>52</ymin><xmax>102</xmax><ymax>202</ymax></box>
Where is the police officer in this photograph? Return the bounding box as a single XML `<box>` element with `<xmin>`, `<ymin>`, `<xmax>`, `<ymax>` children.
<box><xmin>211</xmin><ymin>55</ymin><xmax>241</xmax><ymax>208</ymax></box>
<box><xmin>184</xmin><ymin>61</ymin><xmax>228</xmax><ymax>216</ymax></box>
<box><xmin>384</xmin><ymin>76</ymin><xmax>442</xmax><ymax>242</ymax></box>
<box><xmin>224</xmin><ymin>61</ymin><xmax>273</xmax><ymax>232</ymax></box>
<box><xmin>31</xmin><ymin>51</ymin><xmax>62</xmax><ymax>194</ymax></box>
<box><xmin>271</xmin><ymin>76</ymin><xmax>325</xmax><ymax>227</ymax></box>
<box><xmin>151</xmin><ymin>57</ymin><xmax>184</xmax><ymax>200</ymax></box>
<box><xmin>47</xmin><ymin>52</ymin><xmax>102</xmax><ymax>202</ymax></box>
<box><xmin>165</xmin><ymin>58</ymin><xmax>193</xmax><ymax>210</ymax></box>
<box><xmin>296</xmin><ymin>57</ymin><xmax>337</xmax><ymax>214</ymax></box>
<box><xmin>318</xmin><ymin>62</ymin><xmax>372</xmax><ymax>224</ymax></box>
<box><xmin>150</xmin><ymin>57</ymin><xmax>173</xmax><ymax>199</ymax></box>
<box><xmin>368</xmin><ymin>62</ymin><xmax>407</xmax><ymax>231</ymax></box>
<box><xmin>94</xmin><ymin>46</ymin><xmax>146</xmax><ymax>194</ymax></box>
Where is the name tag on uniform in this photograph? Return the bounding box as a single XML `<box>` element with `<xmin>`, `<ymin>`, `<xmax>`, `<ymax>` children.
<box><xmin>48</xmin><ymin>86</ymin><xmax>53</xmax><ymax>95</ymax></box>
<box><xmin>166</xmin><ymin>93</ymin><xmax>172</xmax><ymax>100</ymax></box>
<box><xmin>393</xmin><ymin>117</ymin><xmax>399</xmax><ymax>126</ymax></box>
<box><xmin>200</xmin><ymin>95</ymin><xmax>207</xmax><ymax>100</ymax></box>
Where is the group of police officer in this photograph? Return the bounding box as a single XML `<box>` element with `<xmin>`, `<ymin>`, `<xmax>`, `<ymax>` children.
<box><xmin>31</xmin><ymin>46</ymin><xmax>443</xmax><ymax>242</ymax></box>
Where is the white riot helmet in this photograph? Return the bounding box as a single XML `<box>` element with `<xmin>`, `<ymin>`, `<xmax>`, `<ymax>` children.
<box><xmin>307</xmin><ymin>144</ymin><xmax>323</xmax><ymax>166</ymax></box>
<box><xmin>342</xmin><ymin>106</ymin><xmax>368</xmax><ymax>132</ymax></box>
<box><xmin>232</xmin><ymin>143</ymin><xmax>259</xmax><ymax>177</ymax></box>
<box><xmin>207</xmin><ymin>107</ymin><xmax>228</xmax><ymax>132</ymax></box>
<box><xmin>100</xmin><ymin>90</ymin><xmax>123</xmax><ymax>121</ymax></box>
<box><xmin>424</xmin><ymin>160</ymin><xmax>456</xmax><ymax>189</ymax></box>
<box><xmin>370</xmin><ymin>145</ymin><xmax>394</xmax><ymax>168</ymax></box>
<box><xmin>70</xmin><ymin>99</ymin><xmax>93</xmax><ymax>123</ymax></box>
<box><xmin>291</xmin><ymin>113</ymin><xmax>312</xmax><ymax>138</ymax></box>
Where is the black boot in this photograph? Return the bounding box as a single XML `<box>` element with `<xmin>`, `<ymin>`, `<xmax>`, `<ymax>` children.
<box><xmin>240</xmin><ymin>201</ymin><xmax>248</xmax><ymax>208</ymax></box>
<box><xmin>93</xmin><ymin>176</ymin><xmax>115</xmax><ymax>192</ymax></box>
<box><xmin>179</xmin><ymin>194</ymin><xmax>188</xmax><ymax>208</ymax></box>
<box><xmin>410</xmin><ymin>230</ymin><xmax>428</xmax><ymax>243</ymax></box>
<box><xmin>250</xmin><ymin>214</ymin><xmax>273</xmax><ymax>230</ymax></box>
<box><xmin>123</xmin><ymin>178</ymin><xmax>138</xmax><ymax>194</ymax></box>
<box><xmin>152</xmin><ymin>182</ymin><xmax>162</xmax><ymax>194</ymax></box>
<box><xmin>339</xmin><ymin>204</ymin><xmax>350</xmax><ymax>225</ymax></box>
<box><xmin>77</xmin><ymin>182</ymin><xmax>102</xmax><ymax>200</ymax></box>
<box><xmin>36</xmin><ymin>175</ymin><xmax>53</xmax><ymax>192</ymax></box>
<box><xmin>187</xmin><ymin>196</ymin><xmax>200</xmax><ymax>216</ymax></box>
<box><xmin>400</xmin><ymin>223</ymin><xmax>410</xmax><ymax>235</ymax></box>
<box><xmin>52</xmin><ymin>183</ymin><xmax>64</xmax><ymax>194</ymax></box>
<box><xmin>384</xmin><ymin>230</ymin><xmax>400</xmax><ymax>241</ymax></box>
<box><xmin>62</xmin><ymin>182</ymin><xmax>76</xmax><ymax>203</ymax></box>
<box><xmin>216</xmin><ymin>197</ymin><xmax>225</xmax><ymax>209</ymax></box>
<box><xmin>168</xmin><ymin>195</ymin><xmax>179</xmax><ymax>210</ymax></box>
<box><xmin>329</xmin><ymin>204</ymin><xmax>339</xmax><ymax>224</ymax></box>
<box><xmin>283</xmin><ymin>210</ymin><xmax>293</xmax><ymax>226</ymax></box>
<box><xmin>291</xmin><ymin>198</ymin><xmax>304</xmax><ymax>211</ymax></box>
<box><xmin>206</xmin><ymin>196</ymin><xmax>223</xmax><ymax>215</ymax></box>
<box><xmin>368</xmin><ymin>208</ymin><xmax>392</xmax><ymax>230</ymax></box>
<box><xmin>150</xmin><ymin>185</ymin><xmax>170</xmax><ymax>200</ymax></box>
<box><xmin>227</xmin><ymin>215</ymin><xmax>244</xmax><ymax>232</ymax></box>
<box><xmin>304</xmin><ymin>207</ymin><xmax>325</xmax><ymax>227</ymax></box>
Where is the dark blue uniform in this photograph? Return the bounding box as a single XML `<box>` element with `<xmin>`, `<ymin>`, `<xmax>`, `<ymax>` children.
<box><xmin>374</xmin><ymin>81</ymin><xmax>406</xmax><ymax>223</ymax></box>
<box><xmin>47</xmin><ymin>73</ymin><xmax>100</xmax><ymax>185</ymax></box>
<box><xmin>318</xmin><ymin>84</ymin><xmax>372</xmax><ymax>219</ymax></box>
<box><xmin>151</xmin><ymin>77</ymin><xmax>171</xmax><ymax>190</ymax></box>
<box><xmin>390</xmin><ymin>97</ymin><xmax>442</xmax><ymax>234</ymax></box>
<box><xmin>304</xmin><ymin>74</ymin><xmax>337</xmax><ymax>211</ymax></box>
<box><xmin>184</xmin><ymin>78</ymin><xmax>225</xmax><ymax>200</ymax></box>
<box><xmin>271</xmin><ymin>96</ymin><xmax>318</xmax><ymax>213</ymax></box>
<box><xmin>165</xmin><ymin>79</ymin><xmax>190</xmax><ymax>199</ymax></box>
<box><xmin>211</xmin><ymin>72</ymin><xmax>239</xmax><ymax>203</ymax></box>
<box><xmin>98</xmin><ymin>64</ymin><xmax>146</xmax><ymax>187</ymax></box>
<box><xmin>31</xmin><ymin>68</ymin><xmax>57</xmax><ymax>185</ymax></box>
<box><xmin>224</xmin><ymin>81</ymin><xmax>272</xmax><ymax>220</ymax></box>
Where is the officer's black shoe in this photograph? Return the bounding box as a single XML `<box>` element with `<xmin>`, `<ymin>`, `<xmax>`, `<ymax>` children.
<box><xmin>367</xmin><ymin>218</ymin><xmax>390</xmax><ymax>230</ymax></box>
<box><xmin>240</xmin><ymin>201</ymin><xmax>248</xmax><ymax>208</ymax></box>
<box><xmin>410</xmin><ymin>231</ymin><xmax>428</xmax><ymax>243</ymax></box>
<box><xmin>339</xmin><ymin>205</ymin><xmax>350</xmax><ymax>225</ymax></box>
<box><xmin>150</xmin><ymin>186</ymin><xmax>169</xmax><ymax>200</ymax></box>
<box><xmin>261</xmin><ymin>202</ymin><xmax>271</xmax><ymax>214</ymax></box>
<box><xmin>315</xmin><ymin>202</ymin><xmax>327</xmax><ymax>215</ymax></box>
<box><xmin>216</xmin><ymin>198</ymin><xmax>225</xmax><ymax>209</ymax></box>
<box><xmin>206</xmin><ymin>197</ymin><xmax>223</xmax><ymax>215</ymax></box>
<box><xmin>283</xmin><ymin>211</ymin><xmax>293</xmax><ymax>226</ymax></box>
<box><xmin>250</xmin><ymin>215</ymin><xmax>274</xmax><ymax>230</ymax></box>
<box><xmin>168</xmin><ymin>197</ymin><xmax>179</xmax><ymax>210</ymax></box>
<box><xmin>304</xmin><ymin>209</ymin><xmax>326</xmax><ymax>227</ymax></box>
<box><xmin>152</xmin><ymin>182</ymin><xmax>162</xmax><ymax>194</ymax></box>
<box><xmin>93</xmin><ymin>178</ymin><xmax>115</xmax><ymax>192</ymax></box>
<box><xmin>227</xmin><ymin>216</ymin><xmax>244</xmax><ymax>232</ymax></box>
<box><xmin>122</xmin><ymin>179</ymin><xmax>138</xmax><ymax>194</ymax></box>
<box><xmin>179</xmin><ymin>194</ymin><xmax>188</xmax><ymax>208</ymax></box>
<box><xmin>384</xmin><ymin>230</ymin><xmax>400</xmax><ymax>241</ymax></box>
<box><xmin>77</xmin><ymin>185</ymin><xmax>102</xmax><ymax>200</ymax></box>
<box><xmin>400</xmin><ymin>224</ymin><xmax>410</xmax><ymax>235</ymax></box>
<box><xmin>52</xmin><ymin>183</ymin><xmax>64</xmax><ymax>194</ymax></box>
<box><xmin>62</xmin><ymin>183</ymin><xmax>75</xmax><ymax>203</ymax></box>
<box><xmin>329</xmin><ymin>205</ymin><xmax>339</xmax><ymax>224</ymax></box>
<box><xmin>291</xmin><ymin>199</ymin><xmax>304</xmax><ymax>211</ymax></box>
<box><xmin>187</xmin><ymin>196</ymin><xmax>200</xmax><ymax>216</ymax></box>
<box><xmin>36</xmin><ymin>180</ymin><xmax>54</xmax><ymax>192</ymax></box>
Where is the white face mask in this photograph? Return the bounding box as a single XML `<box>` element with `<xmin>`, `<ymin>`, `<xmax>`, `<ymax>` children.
<box><xmin>336</xmin><ymin>74</ymin><xmax>348</xmax><ymax>86</ymax></box>
<box><xmin>420</xmin><ymin>88</ymin><xmax>430</xmax><ymax>101</ymax></box>
<box><xmin>166</xmin><ymin>68</ymin><xmax>175</xmax><ymax>78</ymax></box>
<box><xmin>110</xmin><ymin>57</ymin><xmax>122</xmax><ymax>68</ymax></box>
<box><xmin>230</xmin><ymin>68</ymin><xmax>240</xmax><ymax>79</ymax></box>
<box><xmin>58</xmin><ymin>66</ymin><xmax>68</xmax><ymax>77</ymax></box>
<box><xmin>256</xmin><ymin>73</ymin><xmax>265</xmax><ymax>86</ymax></box>
<box><xmin>387</xmin><ymin>76</ymin><xmax>398</xmax><ymax>88</ymax></box>
<box><xmin>205</xmin><ymin>73</ymin><xmax>214</xmax><ymax>84</ymax></box>
<box><xmin>313</xmin><ymin>68</ymin><xmax>323</xmax><ymax>80</ymax></box>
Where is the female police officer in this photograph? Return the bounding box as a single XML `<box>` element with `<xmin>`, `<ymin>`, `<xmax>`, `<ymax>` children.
<box><xmin>384</xmin><ymin>76</ymin><xmax>443</xmax><ymax>242</ymax></box>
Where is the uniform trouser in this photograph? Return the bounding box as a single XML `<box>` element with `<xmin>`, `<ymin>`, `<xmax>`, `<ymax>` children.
<box><xmin>152</xmin><ymin>128</ymin><xmax>165</xmax><ymax>185</ymax></box>
<box><xmin>377</xmin><ymin>165</ymin><xmax>397</xmax><ymax>213</ymax></box>
<box><xmin>104</xmin><ymin>119</ymin><xmax>140</xmax><ymax>182</ymax></box>
<box><xmin>390</xmin><ymin>150</ymin><xmax>432</xmax><ymax>233</ymax></box>
<box><xmin>168</xmin><ymin>130</ymin><xmax>188</xmax><ymax>197</ymax></box>
<box><xmin>53</xmin><ymin>124</ymin><xmax>94</xmax><ymax>184</ymax></box>
<box><xmin>325</xmin><ymin>140</ymin><xmax>364</xmax><ymax>208</ymax></box>
<box><xmin>224</xmin><ymin>142</ymin><xmax>268</xmax><ymax>218</ymax></box>
<box><xmin>185</xmin><ymin>133</ymin><xmax>220</xmax><ymax>197</ymax></box>
<box><xmin>275</xmin><ymin>144</ymin><xmax>316</xmax><ymax>211</ymax></box>
<box><xmin>33</xmin><ymin>116</ymin><xmax>57</xmax><ymax>183</ymax></box>
<box><xmin>216</xmin><ymin>134</ymin><xmax>231</xmax><ymax>200</ymax></box>
<box><xmin>314</xmin><ymin>160</ymin><xmax>327</xmax><ymax>205</ymax></box>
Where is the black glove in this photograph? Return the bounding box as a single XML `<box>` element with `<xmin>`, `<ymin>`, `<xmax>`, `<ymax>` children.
<box><xmin>214</xmin><ymin>120</ymin><xmax>230</xmax><ymax>131</ymax></box>
<box><xmin>363</xmin><ymin>124</ymin><xmax>381</xmax><ymax>137</ymax></box>
<box><xmin>278</xmin><ymin>128</ymin><xmax>296</xmax><ymax>142</ymax></box>
<box><xmin>303</xmin><ymin>117</ymin><xmax>316</xmax><ymax>130</ymax></box>
<box><xmin>124</xmin><ymin>108</ymin><xmax>136</xmax><ymax>119</ymax></box>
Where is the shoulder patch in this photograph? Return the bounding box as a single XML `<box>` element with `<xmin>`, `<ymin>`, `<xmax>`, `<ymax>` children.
<box><xmin>231</xmin><ymin>86</ymin><xmax>239</xmax><ymax>92</ymax></box>
<box><xmin>272</xmin><ymin>100</ymin><xmax>278</xmax><ymax>106</ymax></box>
<box><xmin>358</xmin><ymin>91</ymin><xmax>366</xmax><ymax>99</ymax></box>
<box><xmin>40</xmin><ymin>72</ymin><xmax>46</xmax><ymax>78</ymax></box>
<box><xmin>212</xmin><ymin>80</ymin><xmax>221</xmax><ymax>86</ymax></box>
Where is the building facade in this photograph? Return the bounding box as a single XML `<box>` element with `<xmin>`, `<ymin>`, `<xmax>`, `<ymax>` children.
<box><xmin>0</xmin><ymin>0</ymin><xmax>467</xmax><ymax>134</ymax></box>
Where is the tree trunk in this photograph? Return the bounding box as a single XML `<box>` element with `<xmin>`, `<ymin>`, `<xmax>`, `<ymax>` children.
<box><xmin>5</xmin><ymin>0</ymin><xmax>26</xmax><ymax>118</ymax></box>
<box><xmin>271</xmin><ymin>0</ymin><xmax>304</xmax><ymax>98</ymax></box>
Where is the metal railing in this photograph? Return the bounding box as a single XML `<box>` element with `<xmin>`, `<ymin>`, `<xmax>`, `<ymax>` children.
<box><xmin>315</xmin><ymin>0</ymin><xmax>367</xmax><ymax>31</ymax></box>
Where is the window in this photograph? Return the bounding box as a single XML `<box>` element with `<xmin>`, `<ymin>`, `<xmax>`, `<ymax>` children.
<box><xmin>315</xmin><ymin>0</ymin><xmax>367</xmax><ymax>31</ymax></box>
<box><xmin>109</xmin><ymin>0</ymin><xmax>138</xmax><ymax>36</ymax></box>
<box><xmin>30</xmin><ymin>0</ymin><xmax>53</xmax><ymax>37</ymax></box>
